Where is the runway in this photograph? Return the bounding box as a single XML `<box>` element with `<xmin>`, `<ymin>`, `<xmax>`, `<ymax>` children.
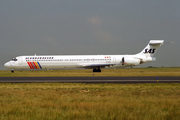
<box><xmin>0</xmin><ymin>77</ymin><xmax>180</xmax><ymax>83</ymax></box>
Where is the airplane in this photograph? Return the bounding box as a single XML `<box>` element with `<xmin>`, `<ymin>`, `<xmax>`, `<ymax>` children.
<box><xmin>4</xmin><ymin>40</ymin><xmax>164</xmax><ymax>73</ymax></box>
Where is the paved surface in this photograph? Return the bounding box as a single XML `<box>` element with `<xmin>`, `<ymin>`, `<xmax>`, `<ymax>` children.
<box><xmin>0</xmin><ymin>77</ymin><xmax>180</xmax><ymax>83</ymax></box>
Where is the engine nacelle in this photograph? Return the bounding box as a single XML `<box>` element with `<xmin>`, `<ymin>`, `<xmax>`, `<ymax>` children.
<box><xmin>122</xmin><ymin>57</ymin><xmax>141</xmax><ymax>66</ymax></box>
<box><xmin>142</xmin><ymin>57</ymin><xmax>156</xmax><ymax>63</ymax></box>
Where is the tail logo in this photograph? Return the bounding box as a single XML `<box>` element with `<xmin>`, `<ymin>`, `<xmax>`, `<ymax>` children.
<box><xmin>144</xmin><ymin>49</ymin><xmax>156</xmax><ymax>54</ymax></box>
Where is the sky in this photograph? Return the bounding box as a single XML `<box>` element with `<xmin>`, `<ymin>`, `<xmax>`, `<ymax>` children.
<box><xmin>1</xmin><ymin>0</ymin><xmax>180</xmax><ymax>70</ymax></box>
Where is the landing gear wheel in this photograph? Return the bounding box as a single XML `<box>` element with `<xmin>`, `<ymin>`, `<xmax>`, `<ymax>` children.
<box><xmin>93</xmin><ymin>68</ymin><xmax>101</xmax><ymax>72</ymax></box>
<box><xmin>11</xmin><ymin>69</ymin><xmax>14</xmax><ymax>73</ymax></box>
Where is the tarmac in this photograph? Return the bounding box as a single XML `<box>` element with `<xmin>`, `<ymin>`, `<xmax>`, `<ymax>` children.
<box><xmin>0</xmin><ymin>77</ymin><xmax>180</xmax><ymax>83</ymax></box>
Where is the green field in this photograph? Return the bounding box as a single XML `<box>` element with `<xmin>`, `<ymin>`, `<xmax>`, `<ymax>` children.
<box><xmin>0</xmin><ymin>83</ymin><xmax>180</xmax><ymax>120</ymax></box>
<box><xmin>0</xmin><ymin>68</ymin><xmax>180</xmax><ymax>120</ymax></box>
<box><xmin>1</xmin><ymin>67</ymin><xmax>180</xmax><ymax>77</ymax></box>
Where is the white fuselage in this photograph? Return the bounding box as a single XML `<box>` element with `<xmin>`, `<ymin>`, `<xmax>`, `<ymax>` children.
<box><xmin>4</xmin><ymin>40</ymin><xmax>164</xmax><ymax>72</ymax></box>
<box><xmin>4</xmin><ymin>54</ymin><xmax>155</xmax><ymax>70</ymax></box>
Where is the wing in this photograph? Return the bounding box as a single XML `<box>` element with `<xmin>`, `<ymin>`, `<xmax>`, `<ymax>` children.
<box><xmin>81</xmin><ymin>63</ymin><xmax>116</xmax><ymax>69</ymax></box>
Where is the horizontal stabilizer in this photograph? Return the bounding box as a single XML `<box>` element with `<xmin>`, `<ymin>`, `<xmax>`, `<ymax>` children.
<box><xmin>149</xmin><ymin>40</ymin><xmax>164</xmax><ymax>45</ymax></box>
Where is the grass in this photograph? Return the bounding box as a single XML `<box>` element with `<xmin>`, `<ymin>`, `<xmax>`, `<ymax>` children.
<box><xmin>0</xmin><ymin>83</ymin><xmax>180</xmax><ymax>120</ymax></box>
<box><xmin>0</xmin><ymin>68</ymin><xmax>180</xmax><ymax>119</ymax></box>
<box><xmin>1</xmin><ymin>67</ymin><xmax>180</xmax><ymax>77</ymax></box>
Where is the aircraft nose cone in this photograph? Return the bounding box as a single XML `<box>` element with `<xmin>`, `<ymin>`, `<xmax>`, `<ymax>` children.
<box><xmin>4</xmin><ymin>62</ymin><xmax>11</xmax><ymax>68</ymax></box>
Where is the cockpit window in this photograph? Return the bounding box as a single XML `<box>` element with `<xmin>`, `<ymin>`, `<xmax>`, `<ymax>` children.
<box><xmin>12</xmin><ymin>58</ymin><xmax>17</xmax><ymax>61</ymax></box>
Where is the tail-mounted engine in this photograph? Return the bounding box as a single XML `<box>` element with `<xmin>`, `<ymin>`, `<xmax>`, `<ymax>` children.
<box><xmin>122</xmin><ymin>57</ymin><xmax>143</xmax><ymax>66</ymax></box>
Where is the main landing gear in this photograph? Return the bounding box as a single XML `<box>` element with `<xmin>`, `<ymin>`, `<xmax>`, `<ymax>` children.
<box><xmin>93</xmin><ymin>67</ymin><xmax>101</xmax><ymax>72</ymax></box>
<box><xmin>11</xmin><ymin>69</ymin><xmax>14</xmax><ymax>73</ymax></box>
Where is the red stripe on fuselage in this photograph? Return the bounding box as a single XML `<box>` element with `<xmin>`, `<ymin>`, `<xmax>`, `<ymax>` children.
<box><xmin>27</xmin><ymin>62</ymin><xmax>33</xmax><ymax>69</ymax></box>
<box><xmin>27</xmin><ymin>62</ymin><xmax>31</xmax><ymax>69</ymax></box>
<box><xmin>33</xmin><ymin>62</ymin><xmax>38</xmax><ymax>69</ymax></box>
<box><xmin>29</xmin><ymin>62</ymin><xmax>34</xmax><ymax>69</ymax></box>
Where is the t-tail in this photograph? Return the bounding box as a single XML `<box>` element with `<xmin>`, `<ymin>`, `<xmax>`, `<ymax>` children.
<box><xmin>121</xmin><ymin>40</ymin><xmax>164</xmax><ymax>66</ymax></box>
<box><xmin>137</xmin><ymin>40</ymin><xmax>164</xmax><ymax>57</ymax></box>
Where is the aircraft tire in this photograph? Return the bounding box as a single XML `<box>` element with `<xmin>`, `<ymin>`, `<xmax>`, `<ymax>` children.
<box><xmin>93</xmin><ymin>68</ymin><xmax>101</xmax><ymax>72</ymax></box>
